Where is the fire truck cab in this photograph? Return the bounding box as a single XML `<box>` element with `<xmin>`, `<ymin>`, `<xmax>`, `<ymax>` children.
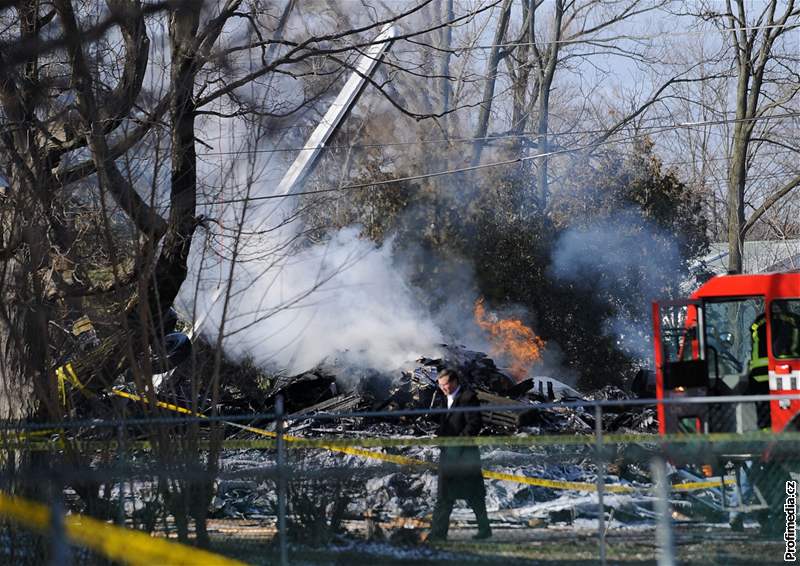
<box><xmin>653</xmin><ymin>272</ymin><xmax>800</xmax><ymax>435</ymax></box>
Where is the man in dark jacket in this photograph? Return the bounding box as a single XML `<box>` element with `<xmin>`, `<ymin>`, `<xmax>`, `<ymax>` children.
<box><xmin>428</xmin><ymin>369</ymin><xmax>491</xmax><ymax>541</ymax></box>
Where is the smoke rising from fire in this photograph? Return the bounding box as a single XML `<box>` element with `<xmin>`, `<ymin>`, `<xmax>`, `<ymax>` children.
<box><xmin>187</xmin><ymin>224</ymin><xmax>444</xmax><ymax>373</ymax></box>
<box><xmin>178</xmin><ymin>33</ymin><xmax>558</xmax><ymax>378</ymax></box>
<box><xmin>549</xmin><ymin>210</ymin><xmax>683</xmax><ymax>361</ymax></box>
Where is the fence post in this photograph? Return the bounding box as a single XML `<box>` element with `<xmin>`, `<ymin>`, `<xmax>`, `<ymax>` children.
<box><xmin>595</xmin><ymin>404</ymin><xmax>606</xmax><ymax>566</ymax></box>
<box><xmin>651</xmin><ymin>457</ymin><xmax>676</xmax><ymax>566</ymax></box>
<box><xmin>276</xmin><ymin>394</ymin><xmax>288</xmax><ymax>566</ymax></box>
<box><xmin>50</xmin><ymin>479</ymin><xmax>70</xmax><ymax>566</ymax></box>
<box><xmin>116</xmin><ymin>424</ymin><xmax>125</xmax><ymax>527</ymax></box>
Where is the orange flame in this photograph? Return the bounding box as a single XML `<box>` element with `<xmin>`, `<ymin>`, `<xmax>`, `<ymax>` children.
<box><xmin>474</xmin><ymin>298</ymin><xmax>545</xmax><ymax>380</ymax></box>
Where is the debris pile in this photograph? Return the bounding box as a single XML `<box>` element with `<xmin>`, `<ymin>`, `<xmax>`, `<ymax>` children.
<box><xmin>271</xmin><ymin>344</ymin><xmax>656</xmax><ymax>436</ymax></box>
<box><xmin>204</xmin><ymin>345</ymin><xmax>673</xmax><ymax>534</ymax></box>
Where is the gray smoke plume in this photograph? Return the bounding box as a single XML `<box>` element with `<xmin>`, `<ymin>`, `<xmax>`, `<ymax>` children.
<box><xmin>549</xmin><ymin>210</ymin><xmax>683</xmax><ymax>362</ymax></box>
<box><xmin>185</xmin><ymin>220</ymin><xmax>444</xmax><ymax>373</ymax></box>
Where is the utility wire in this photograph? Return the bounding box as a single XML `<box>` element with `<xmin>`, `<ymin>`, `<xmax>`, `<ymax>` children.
<box><xmin>191</xmin><ymin>111</ymin><xmax>800</xmax><ymax>207</ymax></box>
<box><xmin>199</xmin><ymin>128</ymin><xmax>676</xmax><ymax>207</ymax></box>
<box><xmin>293</xmin><ymin>17</ymin><xmax>800</xmax><ymax>57</ymax></box>
<box><xmin>202</xmin><ymin>144</ymin><xmax>580</xmax><ymax>206</ymax></box>
<box><xmin>197</xmin><ymin>111</ymin><xmax>800</xmax><ymax>207</ymax></box>
<box><xmin>196</xmin><ymin>110</ymin><xmax>800</xmax><ymax>157</ymax></box>
<box><xmin>389</xmin><ymin>20</ymin><xmax>800</xmax><ymax>54</ymax></box>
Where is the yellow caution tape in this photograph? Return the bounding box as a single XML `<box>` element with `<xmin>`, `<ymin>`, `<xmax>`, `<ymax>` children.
<box><xmin>0</xmin><ymin>491</ymin><xmax>247</xmax><ymax>566</ymax></box>
<box><xmin>104</xmin><ymin>390</ymin><xmax>739</xmax><ymax>494</ymax></box>
<box><xmin>671</xmin><ymin>478</ymin><xmax>736</xmax><ymax>491</ymax></box>
<box><xmin>55</xmin><ymin>363</ymin><xmax>85</xmax><ymax>406</ymax></box>
<box><xmin>0</xmin><ymin>429</ymin><xmax>59</xmax><ymax>444</ymax></box>
<box><xmin>480</xmin><ymin>470</ymin><xmax>633</xmax><ymax>493</ymax></box>
<box><xmin>17</xmin><ymin>380</ymin><xmax>754</xmax><ymax>495</ymax></box>
<box><xmin>112</xmin><ymin>389</ymin><xmax>197</xmax><ymax>416</ymax></box>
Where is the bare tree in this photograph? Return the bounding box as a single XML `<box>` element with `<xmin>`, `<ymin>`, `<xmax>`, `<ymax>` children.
<box><xmin>471</xmin><ymin>0</ymin><xmax>514</xmax><ymax>165</ymax></box>
<box><xmin>0</xmin><ymin>0</ymin><xmax>504</xmax><ymax>545</ymax></box>
<box><xmin>440</xmin><ymin>0</ymin><xmax>455</xmax><ymax>130</ymax></box>
<box><xmin>0</xmin><ymin>0</ymin><xmax>488</xmax><ymax>415</ymax></box>
<box><xmin>711</xmin><ymin>0</ymin><xmax>800</xmax><ymax>272</ymax></box>
<box><xmin>465</xmin><ymin>0</ymin><xmax>670</xmax><ymax>210</ymax></box>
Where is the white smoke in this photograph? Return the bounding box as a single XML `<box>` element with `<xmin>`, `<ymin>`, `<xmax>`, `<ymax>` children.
<box><xmin>184</xmin><ymin>211</ymin><xmax>443</xmax><ymax>373</ymax></box>
<box><xmin>549</xmin><ymin>210</ymin><xmax>683</xmax><ymax>362</ymax></box>
<box><xmin>549</xmin><ymin>213</ymin><xmax>679</xmax><ymax>292</ymax></box>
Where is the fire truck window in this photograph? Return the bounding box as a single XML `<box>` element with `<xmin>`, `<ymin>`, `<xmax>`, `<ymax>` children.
<box><xmin>658</xmin><ymin>304</ymin><xmax>697</xmax><ymax>363</ymax></box>
<box><xmin>771</xmin><ymin>300</ymin><xmax>800</xmax><ymax>359</ymax></box>
<box><xmin>704</xmin><ymin>297</ymin><xmax>765</xmax><ymax>383</ymax></box>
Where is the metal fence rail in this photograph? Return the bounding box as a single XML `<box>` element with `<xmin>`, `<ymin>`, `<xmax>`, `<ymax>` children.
<box><xmin>1</xmin><ymin>395</ymin><xmax>798</xmax><ymax>565</ymax></box>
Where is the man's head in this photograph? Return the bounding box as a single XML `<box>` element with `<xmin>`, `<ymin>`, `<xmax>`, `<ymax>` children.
<box><xmin>437</xmin><ymin>369</ymin><xmax>459</xmax><ymax>395</ymax></box>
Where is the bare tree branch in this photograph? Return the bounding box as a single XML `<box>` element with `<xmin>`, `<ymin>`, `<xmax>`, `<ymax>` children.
<box><xmin>743</xmin><ymin>173</ymin><xmax>800</xmax><ymax>233</ymax></box>
<box><xmin>54</xmin><ymin>0</ymin><xmax>167</xmax><ymax>237</ymax></box>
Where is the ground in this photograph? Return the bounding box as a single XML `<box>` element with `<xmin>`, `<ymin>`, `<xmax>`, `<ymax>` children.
<box><xmin>205</xmin><ymin>521</ymin><xmax>787</xmax><ymax>565</ymax></box>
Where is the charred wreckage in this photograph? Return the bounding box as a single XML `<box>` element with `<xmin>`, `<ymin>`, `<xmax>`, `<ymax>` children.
<box><xmin>54</xmin><ymin>309</ymin><xmax>766</xmax><ymax>543</ymax></box>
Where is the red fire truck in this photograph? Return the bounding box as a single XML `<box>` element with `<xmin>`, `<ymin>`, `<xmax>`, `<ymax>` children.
<box><xmin>653</xmin><ymin>272</ymin><xmax>800</xmax><ymax>435</ymax></box>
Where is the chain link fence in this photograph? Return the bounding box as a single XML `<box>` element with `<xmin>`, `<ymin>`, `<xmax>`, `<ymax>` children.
<box><xmin>0</xmin><ymin>396</ymin><xmax>798</xmax><ymax>565</ymax></box>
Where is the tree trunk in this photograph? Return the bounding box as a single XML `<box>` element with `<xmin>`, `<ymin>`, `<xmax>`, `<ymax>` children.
<box><xmin>534</xmin><ymin>0</ymin><xmax>563</xmax><ymax>212</ymax></box>
<box><xmin>726</xmin><ymin>125</ymin><xmax>748</xmax><ymax>274</ymax></box>
<box><xmin>150</xmin><ymin>5</ymin><xmax>200</xmax><ymax>311</ymax></box>
<box><xmin>510</xmin><ymin>0</ymin><xmax>535</xmax><ymax>137</ymax></box>
<box><xmin>439</xmin><ymin>0</ymin><xmax>454</xmax><ymax>132</ymax></box>
<box><xmin>723</xmin><ymin>0</ymin><xmax>797</xmax><ymax>273</ymax></box>
<box><xmin>0</xmin><ymin>254</ymin><xmax>43</xmax><ymax>421</ymax></box>
<box><xmin>471</xmin><ymin>0</ymin><xmax>513</xmax><ymax>165</ymax></box>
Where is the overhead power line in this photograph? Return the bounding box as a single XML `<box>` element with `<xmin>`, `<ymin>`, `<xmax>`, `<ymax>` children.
<box><xmin>196</xmin><ymin>110</ymin><xmax>800</xmax><ymax>158</ymax></box>
<box><xmin>201</xmin><ymin>143</ymin><xmax>583</xmax><ymax>206</ymax></box>
<box><xmin>391</xmin><ymin>20</ymin><xmax>800</xmax><ymax>54</ymax></box>
<box><xmin>197</xmin><ymin>110</ymin><xmax>800</xmax><ymax>207</ymax></box>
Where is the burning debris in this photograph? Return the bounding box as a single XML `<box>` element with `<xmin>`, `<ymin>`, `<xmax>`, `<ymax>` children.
<box><xmin>163</xmin><ymin>344</ymin><xmax>752</xmax><ymax>548</ymax></box>
<box><xmin>473</xmin><ymin>298</ymin><xmax>546</xmax><ymax>381</ymax></box>
<box><xmin>259</xmin><ymin>344</ymin><xmax>655</xmax><ymax>437</ymax></box>
<box><xmin>187</xmin><ymin>343</ymin><xmax>667</xmax><ymax>541</ymax></box>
